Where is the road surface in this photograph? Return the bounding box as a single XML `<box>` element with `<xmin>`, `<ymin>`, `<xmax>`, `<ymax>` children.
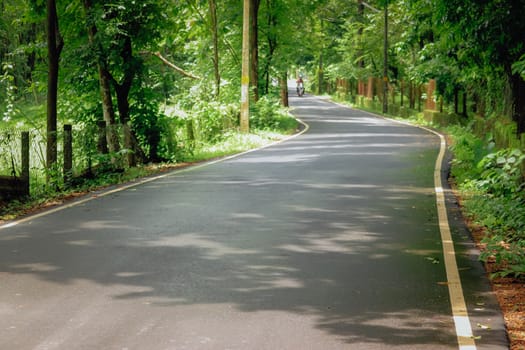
<box><xmin>0</xmin><ymin>93</ymin><xmax>508</xmax><ymax>349</ymax></box>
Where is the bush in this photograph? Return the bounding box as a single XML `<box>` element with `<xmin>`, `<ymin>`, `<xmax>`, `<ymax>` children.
<box><xmin>250</xmin><ymin>96</ymin><xmax>297</xmax><ymax>132</ymax></box>
<box><xmin>191</xmin><ymin>101</ymin><xmax>239</xmax><ymax>143</ymax></box>
<box><xmin>473</xmin><ymin>148</ymin><xmax>525</xmax><ymax>197</ymax></box>
<box><xmin>448</xmin><ymin>125</ymin><xmax>487</xmax><ymax>184</ymax></box>
<box><xmin>457</xmin><ymin>147</ymin><xmax>525</xmax><ymax>279</ymax></box>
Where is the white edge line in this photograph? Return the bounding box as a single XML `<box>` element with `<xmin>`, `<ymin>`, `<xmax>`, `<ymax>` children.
<box><xmin>322</xmin><ymin>99</ymin><xmax>476</xmax><ymax>349</ymax></box>
<box><xmin>0</xmin><ymin>118</ymin><xmax>310</xmax><ymax>230</ymax></box>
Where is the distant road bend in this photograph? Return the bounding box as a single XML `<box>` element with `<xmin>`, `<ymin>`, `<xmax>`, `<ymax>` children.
<box><xmin>0</xmin><ymin>92</ymin><xmax>509</xmax><ymax>349</ymax></box>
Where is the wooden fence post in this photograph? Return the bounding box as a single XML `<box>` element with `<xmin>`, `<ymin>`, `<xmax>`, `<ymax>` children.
<box><xmin>21</xmin><ymin>132</ymin><xmax>29</xmax><ymax>179</ymax></box>
<box><xmin>21</xmin><ymin>131</ymin><xmax>30</xmax><ymax>195</ymax></box>
<box><xmin>400</xmin><ymin>80</ymin><xmax>404</xmax><ymax>107</ymax></box>
<box><xmin>97</xmin><ymin>120</ymin><xmax>108</xmax><ymax>154</ymax></box>
<box><xmin>63</xmin><ymin>124</ymin><xmax>73</xmax><ymax>185</ymax></box>
<box><xmin>367</xmin><ymin>77</ymin><xmax>374</xmax><ymax>99</ymax></box>
<box><xmin>426</xmin><ymin>79</ymin><xmax>437</xmax><ymax>110</ymax></box>
<box><xmin>418</xmin><ymin>85</ymin><xmax>422</xmax><ymax>112</ymax></box>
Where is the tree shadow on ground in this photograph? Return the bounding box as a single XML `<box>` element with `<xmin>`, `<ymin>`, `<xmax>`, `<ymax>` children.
<box><xmin>0</xmin><ymin>100</ymin><xmax>506</xmax><ymax>349</ymax></box>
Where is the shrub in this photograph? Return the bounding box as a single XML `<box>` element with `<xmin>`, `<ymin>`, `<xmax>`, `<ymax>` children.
<box><xmin>250</xmin><ymin>96</ymin><xmax>297</xmax><ymax>132</ymax></box>
<box><xmin>473</xmin><ymin>148</ymin><xmax>525</xmax><ymax>197</ymax></box>
<box><xmin>458</xmin><ymin>147</ymin><xmax>525</xmax><ymax>279</ymax></box>
<box><xmin>448</xmin><ymin>125</ymin><xmax>487</xmax><ymax>184</ymax></box>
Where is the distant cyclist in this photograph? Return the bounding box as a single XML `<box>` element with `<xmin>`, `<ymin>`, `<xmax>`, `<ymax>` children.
<box><xmin>296</xmin><ymin>75</ymin><xmax>305</xmax><ymax>96</ymax></box>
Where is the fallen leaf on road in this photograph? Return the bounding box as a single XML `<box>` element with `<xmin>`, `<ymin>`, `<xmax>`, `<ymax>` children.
<box><xmin>425</xmin><ymin>257</ymin><xmax>440</xmax><ymax>264</ymax></box>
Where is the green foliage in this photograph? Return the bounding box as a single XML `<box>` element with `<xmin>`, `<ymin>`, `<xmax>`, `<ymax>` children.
<box><xmin>191</xmin><ymin>100</ymin><xmax>239</xmax><ymax>143</ymax></box>
<box><xmin>0</xmin><ymin>130</ymin><xmax>21</xmax><ymax>177</ymax></box>
<box><xmin>189</xmin><ymin>131</ymin><xmax>274</xmax><ymax>162</ymax></box>
<box><xmin>444</xmin><ymin>121</ymin><xmax>525</xmax><ymax>279</ymax></box>
<box><xmin>1</xmin><ymin>62</ymin><xmax>20</xmax><ymax>122</ymax></box>
<box><xmin>448</xmin><ymin>126</ymin><xmax>486</xmax><ymax>184</ymax></box>
<box><xmin>473</xmin><ymin>149</ymin><xmax>525</xmax><ymax>197</ymax></box>
<box><xmin>250</xmin><ymin>96</ymin><xmax>297</xmax><ymax>132</ymax></box>
<box><xmin>512</xmin><ymin>54</ymin><xmax>525</xmax><ymax>80</ymax></box>
<box><xmin>480</xmin><ymin>234</ymin><xmax>525</xmax><ymax>279</ymax></box>
<box><xmin>454</xmin><ymin>146</ymin><xmax>525</xmax><ymax>279</ymax></box>
<box><xmin>129</xmin><ymin>84</ymin><xmax>167</xmax><ymax>162</ymax></box>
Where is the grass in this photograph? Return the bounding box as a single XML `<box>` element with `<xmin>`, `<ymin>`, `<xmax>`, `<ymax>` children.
<box><xmin>188</xmin><ymin>129</ymin><xmax>294</xmax><ymax>161</ymax></box>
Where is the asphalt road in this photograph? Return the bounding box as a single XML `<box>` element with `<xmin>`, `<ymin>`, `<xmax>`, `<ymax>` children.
<box><xmin>0</xmin><ymin>92</ymin><xmax>508</xmax><ymax>349</ymax></box>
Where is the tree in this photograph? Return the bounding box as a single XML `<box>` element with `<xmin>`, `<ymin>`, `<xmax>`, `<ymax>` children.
<box><xmin>1</xmin><ymin>1</ymin><xmax>40</xmax><ymax>102</ymax></box>
<box><xmin>84</xmin><ymin>0</ymin><xmax>166</xmax><ymax>166</ymax></box>
<box><xmin>240</xmin><ymin>0</ymin><xmax>250</xmax><ymax>132</ymax></box>
<box><xmin>83</xmin><ymin>0</ymin><xmax>120</xmax><ymax>157</ymax></box>
<box><xmin>46</xmin><ymin>0</ymin><xmax>63</xmax><ymax>171</ymax></box>
<box><xmin>208</xmin><ymin>0</ymin><xmax>220</xmax><ymax>98</ymax></box>
<box><xmin>250</xmin><ymin>0</ymin><xmax>260</xmax><ymax>101</ymax></box>
<box><xmin>435</xmin><ymin>0</ymin><xmax>525</xmax><ymax>133</ymax></box>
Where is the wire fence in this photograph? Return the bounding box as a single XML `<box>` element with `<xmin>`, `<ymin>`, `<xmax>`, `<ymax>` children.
<box><xmin>0</xmin><ymin>124</ymin><xmax>102</xmax><ymax>197</ymax></box>
<box><xmin>0</xmin><ymin>128</ymin><xmax>44</xmax><ymax>177</ymax></box>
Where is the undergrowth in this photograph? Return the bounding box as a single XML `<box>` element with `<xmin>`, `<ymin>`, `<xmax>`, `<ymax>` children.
<box><xmin>448</xmin><ymin>125</ymin><xmax>525</xmax><ymax>279</ymax></box>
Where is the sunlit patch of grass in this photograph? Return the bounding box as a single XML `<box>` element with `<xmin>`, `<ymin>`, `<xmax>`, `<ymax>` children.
<box><xmin>189</xmin><ymin>130</ymin><xmax>289</xmax><ymax>162</ymax></box>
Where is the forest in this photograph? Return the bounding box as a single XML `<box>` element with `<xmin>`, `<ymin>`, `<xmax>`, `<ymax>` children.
<box><xmin>1</xmin><ymin>0</ymin><xmax>525</xmax><ymax>278</ymax></box>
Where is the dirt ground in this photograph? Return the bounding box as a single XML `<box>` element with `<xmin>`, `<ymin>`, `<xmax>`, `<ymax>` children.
<box><xmin>493</xmin><ymin>277</ymin><xmax>525</xmax><ymax>349</ymax></box>
<box><xmin>469</xmin><ymin>225</ymin><xmax>525</xmax><ymax>350</ymax></box>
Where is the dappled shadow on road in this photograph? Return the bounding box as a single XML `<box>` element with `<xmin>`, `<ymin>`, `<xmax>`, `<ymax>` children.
<box><xmin>0</xmin><ymin>190</ymin><xmax>454</xmax><ymax>348</ymax></box>
<box><xmin>0</xmin><ymin>99</ymin><xmax>505</xmax><ymax>349</ymax></box>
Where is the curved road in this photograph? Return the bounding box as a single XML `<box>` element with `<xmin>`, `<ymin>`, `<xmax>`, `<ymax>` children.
<box><xmin>0</xmin><ymin>93</ymin><xmax>507</xmax><ymax>349</ymax></box>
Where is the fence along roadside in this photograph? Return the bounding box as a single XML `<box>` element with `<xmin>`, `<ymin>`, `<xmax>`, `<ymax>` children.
<box><xmin>0</xmin><ymin>131</ymin><xmax>29</xmax><ymax>199</ymax></box>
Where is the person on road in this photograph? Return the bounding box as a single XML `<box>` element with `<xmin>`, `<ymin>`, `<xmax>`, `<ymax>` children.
<box><xmin>296</xmin><ymin>75</ymin><xmax>305</xmax><ymax>96</ymax></box>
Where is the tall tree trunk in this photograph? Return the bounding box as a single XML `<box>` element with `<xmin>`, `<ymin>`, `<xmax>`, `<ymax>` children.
<box><xmin>409</xmin><ymin>81</ymin><xmax>415</xmax><ymax>109</ymax></box>
<box><xmin>357</xmin><ymin>0</ymin><xmax>364</xmax><ymax>69</ymax></box>
<box><xmin>83</xmin><ymin>0</ymin><xmax>120</xmax><ymax>156</ymax></box>
<box><xmin>46</xmin><ymin>0</ymin><xmax>63</xmax><ymax>172</ymax></box>
<box><xmin>250</xmin><ymin>0</ymin><xmax>260</xmax><ymax>101</ymax></box>
<box><xmin>24</xmin><ymin>24</ymin><xmax>38</xmax><ymax>84</ymax></box>
<box><xmin>356</xmin><ymin>0</ymin><xmax>365</xmax><ymax>97</ymax></box>
<box><xmin>317</xmin><ymin>18</ymin><xmax>324</xmax><ymax>95</ymax></box>
<box><xmin>98</xmin><ymin>66</ymin><xmax>121</xmax><ymax>154</ymax></box>
<box><xmin>112</xmin><ymin>36</ymin><xmax>145</xmax><ymax>167</ymax></box>
<box><xmin>279</xmin><ymin>71</ymin><xmax>288</xmax><ymax>107</ymax></box>
<box><xmin>417</xmin><ymin>84</ymin><xmax>422</xmax><ymax>112</ymax></box>
<box><xmin>462</xmin><ymin>92</ymin><xmax>468</xmax><ymax>118</ymax></box>
<box><xmin>208</xmin><ymin>0</ymin><xmax>220</xmax><ymax>98</ymax></box>
<box><xmin>262</xmin><ymin>0</ymin><xmax>277</xmax><ymax>95</ymax></box>
<box><xmin>114</xmin><ymin>83</ymin><xmax>137</xmax><ymax>167</ymax></box>
<box><xmin>453</xmin><ymin>87</ymin><xmax>459</xmax><ymax>114</ymax></box>
<box><xmin>400</xmin><ymin>80</ymin><xmax>404</xmax><ymax>107</ymax></box>
<box><xmin>240</xmin><ymin>0</ymin><xmax>250</xmax><ymax>133</ymax></box>
<box><xmin>318</xmin><ymin>51</ymin><xmax>324</xmax><ymax>95</ymax></box>
<box><xmin>509</xmin><ymin>72</ymin><xmax>525</xmax><ymax>134</ymax></box>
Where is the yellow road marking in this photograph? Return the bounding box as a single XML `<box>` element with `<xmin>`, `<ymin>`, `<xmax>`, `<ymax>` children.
<box><xmin>381</xmin><ymin>113</ymin><xmax>477</xmax><ymax>349</ymax></box>
<box><xmin>432</xmin><ymin>133</ymin><xmax>477</xmax><ymax>349</ymax></box>
<box><xmin>320</xmin><ymin>98</ymin><xmax>477</xmax><ymax>349</ymax></box>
